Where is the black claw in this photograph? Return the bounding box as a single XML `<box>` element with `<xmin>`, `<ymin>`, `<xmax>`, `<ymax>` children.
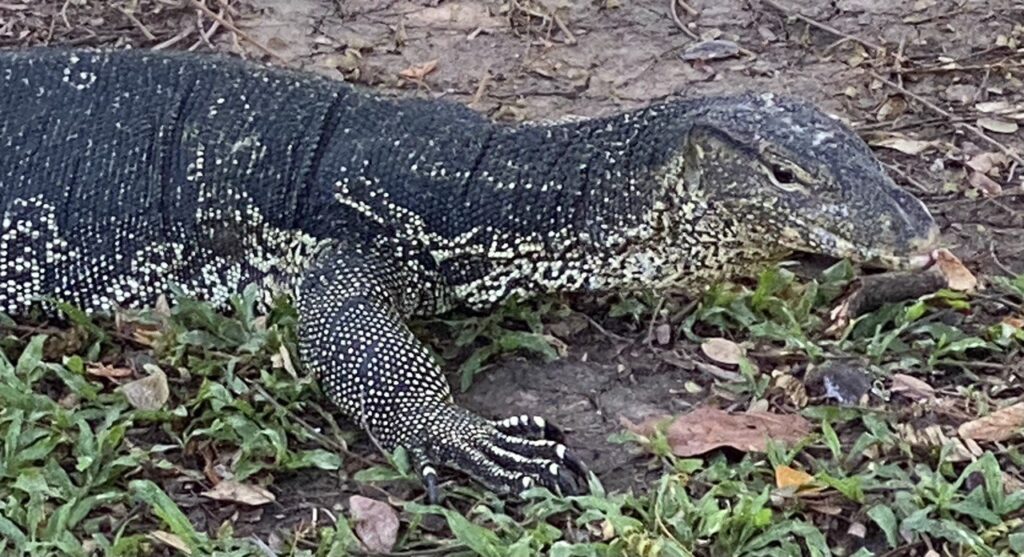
<box><xmin>540</xmin><ymin>421</ymin><xmax>566</xmax><ymax>443</ymax></box>
<box><xmin>423</xmin><ymin>467</ymin><xmax>440</xmax><ymax>504</ymax></box>
<box><xmin>409</xmin><ymin>446</ymin><xmax>442</xmax><ymax>503</ymax></box>
<box><xmin>556</xmin><ymin>465</ymin><xmax>579</xmax><ymax>496</ymax></box>
<box><xmin>562</xmin><ymin>448</ymin><xmax>590</xmax><ymax>484</ymax></box>
<box><xmin>406</xmin><ymin>406</ymin><xmax>591</xmax><ymax>500</ymax></box>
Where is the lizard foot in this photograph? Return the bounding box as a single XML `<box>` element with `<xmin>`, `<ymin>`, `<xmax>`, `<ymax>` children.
<box><xmin>401</xmin><ymin>403</ymin><xmax>588</xmax><ymax>503</ymax></box>
<box><xmin>490</xmin><ymin>414</ymin><xmax>566</xmax><ymax>442</ymax></box>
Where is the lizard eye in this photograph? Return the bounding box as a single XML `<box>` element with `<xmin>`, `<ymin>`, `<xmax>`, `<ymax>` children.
<box><xmin>762</xmin><ymin>159</ymin><xmax>809</xmax><ymax>193</ymax></box>
<box><xmin>770</xmin><ymin>163</ymin><xmax>796</xmax><ymax>185</ymax></box>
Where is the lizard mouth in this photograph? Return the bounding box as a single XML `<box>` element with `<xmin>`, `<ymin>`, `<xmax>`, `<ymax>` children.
<box><xmin>781</xmin><ymin>224</ymin><xmax>939</xmax><ymax>271</ymax></box>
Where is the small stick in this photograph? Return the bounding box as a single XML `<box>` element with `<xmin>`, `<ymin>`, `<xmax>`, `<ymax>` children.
<box><xmin>868</xmin><ymin>70</ymin><xmax>1024</xmax><ymax>166</ymax></box>
<box><xmin>187</xmin><ymin>0</ymin><xmax>289</xmax><ymax>65</ymax></box>
<box><xmin>668</xmin><ymin>0</ymin><xmax>699</xmax><ymax>40</ymax></box>
<box><xmin>189</xmin><ymin>6</ymin><xmax>222</xmax><ymax>52</ymax></box>
<box><xmin>761</xmin><ymin>0</ymin><xmax>884</xmax><ymax>53</ymax></box>
<box><xmin>117</xmin><ymin>7</ymin><xmax>157</xmax><ymax>40</ymax></box>
<box><xmin>549</xmin><ymin>10</ymin><xmax>577</xmax><ymax>45</ymax></box>
<box><xmin>675</xmin><ymin>0</ymin><xmax>699</xmax><ymax>16</ymax></box>
<box><xmin>152</xmin><ymin>26</ymin><xmax>194</xmax><ymax>51</ymax></box>
<box><xmin>469</xmin><ymin>72</ymin><xmax>491</xmax><ymax>107</ymax></box>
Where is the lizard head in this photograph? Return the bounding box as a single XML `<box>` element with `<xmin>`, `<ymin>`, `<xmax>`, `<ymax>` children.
<box><xmin>674</xmin><ymin>93</ymin><xmax>939</xmax><ymax>269</ymax></box>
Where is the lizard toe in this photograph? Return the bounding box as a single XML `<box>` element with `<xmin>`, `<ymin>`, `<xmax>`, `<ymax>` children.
<box><xmin>403</xmin><ymin>404</ymin><xmax>589</xmax><ymax>499</ymax></box>
<box><xmin>490</xmin><ymin>414</ymin><xmax>566</xmax><ymax>442</ymax></box>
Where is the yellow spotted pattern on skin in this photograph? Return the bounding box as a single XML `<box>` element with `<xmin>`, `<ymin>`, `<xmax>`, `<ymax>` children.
<box><xmin>0</xmin><ymin>48</ymin><xmax>937</xmax><ymax>496</ymax></box>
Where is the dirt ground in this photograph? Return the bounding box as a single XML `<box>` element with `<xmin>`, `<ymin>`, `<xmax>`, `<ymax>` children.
<box><xmin>3</xmin><ymin>0</ymin><xmax>1023</xmax><ymax>533</ymax></box>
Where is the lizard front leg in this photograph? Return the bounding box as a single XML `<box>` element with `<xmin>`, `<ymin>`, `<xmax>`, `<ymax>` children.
<box><xmin>295</xmin><ymin>248</ymin><xmax>587</xmax><ymax>500</ymax></box>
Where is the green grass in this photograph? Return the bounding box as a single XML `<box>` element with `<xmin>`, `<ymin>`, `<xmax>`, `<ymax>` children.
<box><xmin>1</xmin><ymin>267</ymin><xmax>1023</xmax><ymax>556</ymax></box>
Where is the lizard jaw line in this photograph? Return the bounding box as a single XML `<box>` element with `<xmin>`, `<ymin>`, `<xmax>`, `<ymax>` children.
<box><xmin>783</xmin><ymin>226</ymin><xmax>935</xmax><ymax>271</ymax></box>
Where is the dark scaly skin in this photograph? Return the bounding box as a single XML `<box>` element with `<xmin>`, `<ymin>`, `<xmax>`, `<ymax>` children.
<box><xmin>0</xmin><ymin>48</ymin><xmax>939</xmax><ymax>497</ymax></box>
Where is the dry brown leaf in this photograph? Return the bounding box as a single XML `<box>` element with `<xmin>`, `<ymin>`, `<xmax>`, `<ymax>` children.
<box><xmin>349</xmin><ymin>495</ymin><xmax>399</xmax><ymax>553</ymax></box>
<box><xmin>775</xmin><ymin>465</ymin><xmax>815</xmax><ymax>489</ymax></box>
<box><xmin>934</xmin><ymin>249</ymin><xmax>978</xmax><ymax>292</ymax></box>
<box><xmin>968</xmin><ymin>169</ymin><xmax>1004</xmax><ymax>196</ymax></box>
<box><xmin>876</xmin><ymin>97</ymin><xmax>908</xmax><ymax>121</ymax></box>
<box><xmin>627</xmin><ymin>407</ymin><xmax>812</xmax><ymax>457</ymax></box>
<box><xmin>966</xmin><ymin>152</ymin><xmax>1009</xmax><ymax>175</ymax></box>
<box><xmin>700</xmin><ymin>337</ymin><xmax>744</xmax><ymax>366</ymax></box>
<box><xmin>202</xmin><ymin>480</ymin><xmax>276</xmax><ymax>506</ymax></box>
<box><xmin>272</xmin><ymin>344</ymin><xmax>298</xmax><ymax>378</ymax></box>
<box><xmin>1002</xmin><ymin>317</ymin><xmax>1024</xmax><ymax>329</ymax></box>
<box><xmin>975</xmin><ymin>100</ymin><xmax>1011</xmax><ymax>113</ymax></box>
<box><xmin>958</xmin><ymin>402</ymin><xmax>1024</xmax><ymax>442</ymax></box>
<box><xmin>890</xmin><ymin>373</ymin><xmax>935</xmax><ymax>401</ymax></box>
<box><xmin>148</xmin><ymin>531</ymin><xmax>191</xmax><ymax>556</ymax></box>
<box><xmin>872</xmin><ymin>135</ymin><xmax>934</xmax><ymax>155</ymax></box>
<box><xmin>120</xmin><ymin>368</ymin><xmax>169</xmax><ymax>411</ymax></box>
<box><xmin>398</xmin><ymin>59</ymin><xmax>438</xmax><ymax>80</ymax></box>
<box><xmin>266</xmin><ymin>36</ymin><xmax>288</xmax><ymax>52</ymax></box>
<box><xmin>679</xmin><ymin>39</ymin><xmax>741</xmax><ymax>62</ymax></box>
<box><xmin>977</xmin><ymin>117</ymin><xmax>1019</xmax><ymax>134</ymax></box>
<box><xmin>86</xmin><ymin>362</ymin><xmax>133</xmax><ymax>380</ymax></box>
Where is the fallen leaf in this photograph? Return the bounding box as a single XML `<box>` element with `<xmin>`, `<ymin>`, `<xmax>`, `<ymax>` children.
<box><xmin>349</xmin><ymin>496</ymin><xmax>399</xmax><ymax>553</ymax></box>
<box><xmin>321</xmin><ymin>49</ymin><xmax>361</xmax><ymax>72</ymax></box>
<box><xmin>966</xmin><ymin>152</ymin><xmax>1008</xmax><ymax>175</ymax></box>
<box><xmin>265</xmin><ymin>36</ymin><xmax>288</xmax><ymax>52</ymax></box>
<box><xmin>977</xmin><ymin>117</ymin><xmax>1019</xmax><ymax>134</ymax></box>
<box><xmin>626</xmin><ymin>407</ymin><xmax>812</xmax><ymax>457</ymax></box>
<box><xmin>148</xmin><ymin>531</ymin><xmax>191</xmax><ymax>555</ymax></box>
<box><xmin>775</xmin><ymin>465</ymin><xmax>815</xmax><ymax>489</ymax></box>
<box><xmin>875</xmin><ymin>97</ymin><xmax>908</xmax><ymax>121</ymax></box>
<box><xmin>890</xmin><ymin>373</ymin><xmax>935</xmax><ymax>401</ymax></box>
<box><xmin>806</xmin><ymin>501</ymin><xmax>844</xmax><ymax>515</ymax></box>
<box><xmin>958</xmin><ymin>402</ymin><xmax>1024</xmax><ymax>442</ymax></box>
<box><xmin>871</xmin><ymin>135</ymin><xmax>934</xmax><ymax>155</ymax></box>
<box><xmin>700</xmin><ymin>337</ymin><xmax>744</xmax><ymax>366</ymax></box>
<box><xmin>272</xmin><ymin>344</ymin><xmax>297</xmax><ymax>378</ymax></box>
<box><xmin>87</xmin><ymin>362</ymin><xmax>133</xmax><ymax>379</ymax></box>
<box><xmin>1002</xmin><ymin>317</ymin><xmax>1024</xmax><ymax>329</ymax></box>
<box><xmin>679</xmin><ymin>39</ymin><xmax>741</xmax><ymax>61</ymax></box>
<box><xmin>933</xmin><ymin>249</ymin><xmax>978</xmax><ymax>292</ymax></box>
<box><xmin>202</xmin><ymin>480</ymin><xmax>276</xmax><ymax>506</ymax></box>
<box><xmin>968</xmin><ymin>170</ymin><xmax>1003</xmax><ymax>196</ymax></box>
<box><xmin>398</xmin><ymin>59</ymin><xmax>438</xmax><ymax>80</ymax></box>
<box><xmin>975</xmin><ymin>100</ymin><xmax>1011</xmax><ymax>113</ymax></box>
<box><xmin>120</xmin><ymin>367</ymin><xmax>169</xmax><ymax>411</ymax></box>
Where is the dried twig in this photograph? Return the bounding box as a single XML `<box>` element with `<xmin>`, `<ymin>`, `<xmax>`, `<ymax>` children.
<box><xmin>187</xmin><ymin>0</ymin><xmax>288</xmax><ymax>65</ymax></box>
<box><xmin>152</xmin><ymin>26</ymin><xmax>194</xmax><ymax>51</ymax></box>
<box><xmin>761</xmin><ymin>0</ymin><xmax>884</xmax><ymax>53</ymax></box>
<box><xmin>868</xmin><ymin>70</ymin><xmax>1024</xmax><ymax>166</ymax></box>
<box><xmin>668</xmin><ymin>0</ymin><xmax>699</xmax><ymax>40</ymax></box>
<box><xmin>549</xmin><ymin>9</ymin><xmax>576</xmax><ymax>45</ymax></box>
<box><xmin>189</xmin><ymin>5</ymin><xmax>222</xmax><ymax>51</ymax></box>
<box><xmin>469</xmin><ymin>72</ymin><xmax>491</xmax><ymax>107</ymax></box>
<box><xmin>117</xmin><ymin>7</ymin><xmax>156</xmax><ymax>40</ymax></box>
